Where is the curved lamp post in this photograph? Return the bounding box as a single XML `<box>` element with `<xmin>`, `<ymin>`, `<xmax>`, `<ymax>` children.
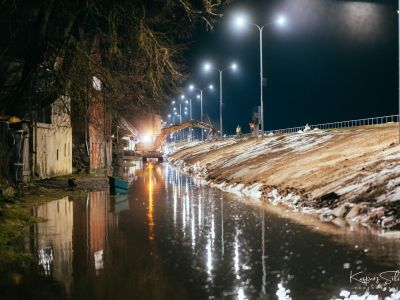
<box><xmin>203</xmin><ymin>63</ymin><xmax>237</xmax><ymax>137</ymax></box>
<box><xmin>189</xmin><ymin>84</ymin><xmax>214</xmax><ymax>140</ymax></box>
<box><xmin>233</xmin><ymin>14</ymin><xmax>286</xmax><ymax>137</ymax></box>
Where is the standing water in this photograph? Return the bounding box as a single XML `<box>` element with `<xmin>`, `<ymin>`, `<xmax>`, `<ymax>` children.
<box><xmin>4</xmin><ymin>163</ymin><xmax>400</xmax><ymax>299</ymax></box>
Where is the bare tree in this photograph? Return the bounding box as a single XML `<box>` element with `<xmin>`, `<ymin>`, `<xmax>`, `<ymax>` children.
<box><xmin>0</xmin><ymin>0</ymin><xmax>229</xmax><ymax>117</ymax></box>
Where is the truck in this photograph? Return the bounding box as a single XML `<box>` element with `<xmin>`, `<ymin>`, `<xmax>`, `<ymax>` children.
<box><xmin>135</xmin><ymin>117</ymin><xmax>216</xmax><ymax>162</ymax></box>
<box><xmin>133</xmin><ymin>113</ymin><xmax>163</xmax><ymax>162</ymax></box>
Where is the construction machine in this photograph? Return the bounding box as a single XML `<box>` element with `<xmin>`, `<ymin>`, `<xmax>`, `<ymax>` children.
<box><xmin>136</xmin><ymin>120</ymin><xmax>216</xmax><ymax>162</ymax></box>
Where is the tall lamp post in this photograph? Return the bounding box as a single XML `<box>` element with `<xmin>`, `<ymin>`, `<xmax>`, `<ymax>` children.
<box><xmin>189</xmin><ymin>84</ymin><xmax>213</xmax><ymax>140</ymax></box>
<box><xmin>204</xmin><ymin>63</ymin><xmax>237</xmax><ymax>137</ymax></box>
<box><xmin>167</xmin><ymin>114</ymin><xmax>174</xmax><ymax>142</ymax></box>
<box><xmin>234</xmin><ymin>14</ymin><xmax>286</xmax><ymax>136</ymax></box>
<box><xmin>184</xmin><ymin>106</ymin><xmax>191</xmax><ymax>140</ymax></box>
<box><xmin>172</xmin><ymin>99</ymin><xmax>186</xmax><ymax>141</ymax></box>
<box><xmin>180</xmin><ymin>94</ymin><xmax>190</xmax><ymax>140</ymax></box>
<box><xmin>185</xmin><ymin>99</ymin><xmax>192</xmax><ymax>119</ymax></box>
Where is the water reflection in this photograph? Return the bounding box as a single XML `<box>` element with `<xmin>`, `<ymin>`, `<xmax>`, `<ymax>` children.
<box><xmin>114</xmin><ymin>194</ymin><xmax>129</xmax><ymax>214</ymax></box>
<box><xmin>146</xmin><ymin>163</ymin><xmax>155</xmax><ymax>240</ymax></box>
<box><xmin>33</xmin><ymin>196</ymin><xmax>73</xmax><ymax>292</ymax></box>
<box><xmin>20</xmin><ymin>163</ymin><xmax>400</xmax><ymax>299</ymax></box>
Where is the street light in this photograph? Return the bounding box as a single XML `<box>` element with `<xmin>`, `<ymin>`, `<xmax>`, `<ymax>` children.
<box><xmin>180</xmin><ymin>94</ymin><xmax>194</xmax><ymax>140</ymax></box>
<box><xmin>203</xmin><ymin>62</ymin><xmax>238</xmax><ymax>137</ymax></box>
<box><xmin>277</xmin><ymin>15</ymin><xmax>286</xmax><ymax>26</ymax></box>
<box><xmin>177</xmin><ymin>94</ymin><xmax>190</xmax><ymax>140</ymax></box>
<box><xmin>189</xmin><ymin>83</ymin><xmax>214</xmax><ymax>140</ymax></box>
<box><xmin>233</xmin><ymin>13</ymin><xmax>286</xmax><ymax>137</ymax></box>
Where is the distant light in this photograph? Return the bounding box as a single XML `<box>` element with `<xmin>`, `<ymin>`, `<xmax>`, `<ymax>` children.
<box><xmin>142</xmin><ymin>135</ymin><xmax>152</xmax><ymax>144</ymax></box>
<box><xmin>172</xmin><ymin>100</ymin><xmax>175</xmax><ymax>104</ymax></box>
<box><xmin>204</xmin><ymin>63</ymin><xmax>211</xmax><ymax>71</ymax></box>
<box><xmin>209</xmin><ymin>84</ymin><xmax>213</xmax><ymax>89</ymax></box>
<box><xmin>173</xmin><ymin>107</ymin><xmax>176</xmax><ymax>111</ymax></box>
<box><xmin>185</xmin><ymin>100</ymin><xmax>189</xmax><ymax>104</ymax></box>
<box><xmin>184</xmin><ymin>111</ymin><xmax>188</xmax><ymax>115</ymax></box>
<box><xmin>234</xmin><ymin>15</ymin><xmax>247</xmax><ymax>28</ymax></box>
<box><xmin>174</xmin><ymin>112</ymin><xmax>177</xmax><ymax>115</ymax></box>
<box><xmin>197</xmin><ymin>95</ymin><xmax>200</xmax><ymax>99</ymax></box>
<box><xmin>231</xmin><ymin>63</ymin><xmax>238</xmax><ymax>70</ymax></box>
<box><xmin>181</xmin><ymin>94</ymin><xmax>185</xmax><ymax>99</ymax></box>
<box><xmin>277</xmin><ymin>15</ymin><xmax>286</xmax><ymax>26</ymax></box>
<box><xmin>168</xmin><ymin>114</ymin><xmax>171</xmax><ymax>118</ymax></box>
<box><xmin>189</xmin><ymin>84</ymin><xmax>194</xmax><ymax>90</ymax></box>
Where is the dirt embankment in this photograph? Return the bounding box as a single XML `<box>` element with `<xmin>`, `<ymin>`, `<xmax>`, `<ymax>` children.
<box><xmin>167</xmin><ymin>124</ymin><xmax>400</xmax><ymax>231</ymax></box>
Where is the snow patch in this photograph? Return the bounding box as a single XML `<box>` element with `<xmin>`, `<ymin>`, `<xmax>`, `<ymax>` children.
<box><xmin>266</xmin><ymin>189</ymin><xmax>301</xmax><ymax>207</ymax></box>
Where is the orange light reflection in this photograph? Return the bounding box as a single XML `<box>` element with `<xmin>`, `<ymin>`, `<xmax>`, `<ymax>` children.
<box><xmin>147</xmin><ymin>163</ymin><xmax>155</xmax><ymax>240</ymax></box>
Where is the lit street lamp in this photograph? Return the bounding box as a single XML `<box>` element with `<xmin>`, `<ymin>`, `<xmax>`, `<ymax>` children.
<box><xmin>185</xmin><ymin>98</ymin><xmax>194</xmax><ymax>141</ymax></box>
<box><xmin>234</xmin><ymin>14</ymin><xmax>286</xmax><ymax>136</ymax></box>
<box><xmin>189</xmin><ymin>83</ymin><xmax>213</xmax><ymax>140</ymax></box>
<box><xmin>172</xmin><ymin>99</ymin><xmax>186</xmax><ymax>140</ymax></box>
<box><xmin>179</xmin><ymin>95</ymin><xmax>190</xmax><ymax>140</ymax></box>
<box><xmin>203</xmin><ymin>63</ymin><xmax>237</xmax><ymax>137</ymax></box>
<box><xmin>168</xmin><ymin>113</ymin><xmax>177</xmax><ymax>125</ymax></box>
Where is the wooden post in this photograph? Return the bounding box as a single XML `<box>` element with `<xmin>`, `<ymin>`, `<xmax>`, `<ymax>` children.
<box><xmin>22</xmin><ymin>121</ymin><xmax>31</xmax><ymax>183</ymax></box>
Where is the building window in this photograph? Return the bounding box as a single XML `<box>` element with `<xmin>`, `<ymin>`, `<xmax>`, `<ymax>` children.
<box><xmin>56</xmin><ymin>149</ymin><xmax>59</xmax><ymax>161</ymax></box>
<box><xmin>64</xmin><ymin>143</ymin><xmax>66</xmax><ymax>157</ymax></box>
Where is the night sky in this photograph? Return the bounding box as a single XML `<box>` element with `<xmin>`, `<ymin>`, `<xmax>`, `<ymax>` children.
<box><xmin>180</xmin><ymin>0</ymin><xmax>398</xmax><ymax>134</ymax></box>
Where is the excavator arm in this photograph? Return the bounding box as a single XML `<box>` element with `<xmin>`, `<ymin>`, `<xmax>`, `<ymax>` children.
<box><xmin>154</xmin><ymin>119</ymin><xmax>216</xmax><ymax>149</ymax></box>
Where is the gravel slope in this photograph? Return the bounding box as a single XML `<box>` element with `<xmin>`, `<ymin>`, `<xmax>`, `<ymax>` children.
<box><xmin>167</xmin><ymin>123</ymin><xmax>400</xmax><ymax>231</ymax></box>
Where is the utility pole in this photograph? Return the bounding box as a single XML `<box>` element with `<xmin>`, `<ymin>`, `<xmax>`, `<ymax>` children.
<box><xmin>259</xmin><ymin>27</ymin><xmax>264</xmax><ymax>138</ymax></box>
<box><xmin>219</xmin><ymin>70</ymin><xmax>223</xmax><ymax>137</ymax></box>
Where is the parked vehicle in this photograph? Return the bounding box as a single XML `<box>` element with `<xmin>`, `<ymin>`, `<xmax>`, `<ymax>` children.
<box><xmin>136</xmin><ymin>119</ymin><xmax>216</xmax><ymax>162</ymax></box>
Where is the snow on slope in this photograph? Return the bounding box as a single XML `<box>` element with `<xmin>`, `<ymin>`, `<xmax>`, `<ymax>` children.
<box><xmin>168</xmin><ymin>124</ymin><xmax>400</xmax><ymax>230</ymax></box>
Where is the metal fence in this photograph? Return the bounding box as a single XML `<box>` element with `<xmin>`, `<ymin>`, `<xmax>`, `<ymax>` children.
<box><xmin>265</xmin><ymin>114</ymin><xmax>399</xmax><ymax>135</ymax></box>
<box><xmin>224</xmin><ymin>115</ymin><xmax>399</xmax><ymax>139</ymax></box>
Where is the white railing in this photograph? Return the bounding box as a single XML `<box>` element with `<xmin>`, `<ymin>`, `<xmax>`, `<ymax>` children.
<box><xmin>266</xmin><ymin>114</ymin><xmax>399</xmax><ymax>135</ymax></box>
<box><xmin>224</xmin><ymin>114</ymin><xmax>399</xmax><ymax>138</ymax></box>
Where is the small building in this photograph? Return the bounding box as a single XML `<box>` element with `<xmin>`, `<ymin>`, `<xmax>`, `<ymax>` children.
<box><xmin>31</xmin><ymin>96</ymin><xmax>72</xmax><ymax>179</ymax></box>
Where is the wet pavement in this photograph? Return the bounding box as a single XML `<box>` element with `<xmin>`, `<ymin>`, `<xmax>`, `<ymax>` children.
<box><xmin>4</xmin><ymin>162</ymin><xmax>400</xmax><ymax>299</ymax></box>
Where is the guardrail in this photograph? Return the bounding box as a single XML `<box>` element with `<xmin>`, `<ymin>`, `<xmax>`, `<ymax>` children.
<box><xmin>266</xmin><ymin>114</ymin><xmax>399</xmax><ymax>135</ymax></box>
<box><xmin>225</xmin><ymin>115</ymin><xmax>399</xmax><ymax>138</ymax></box>
<box><xmin>167</xmin><ymin>115</ymin><xmax>399</xmax><ymax>141</ymax></box>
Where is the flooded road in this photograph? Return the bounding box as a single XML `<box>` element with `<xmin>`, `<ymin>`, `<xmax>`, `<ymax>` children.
<box><xmin>6</xmin><ymin>163</ymin><xmax>400</xmax><ymax>299</ymax></box>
